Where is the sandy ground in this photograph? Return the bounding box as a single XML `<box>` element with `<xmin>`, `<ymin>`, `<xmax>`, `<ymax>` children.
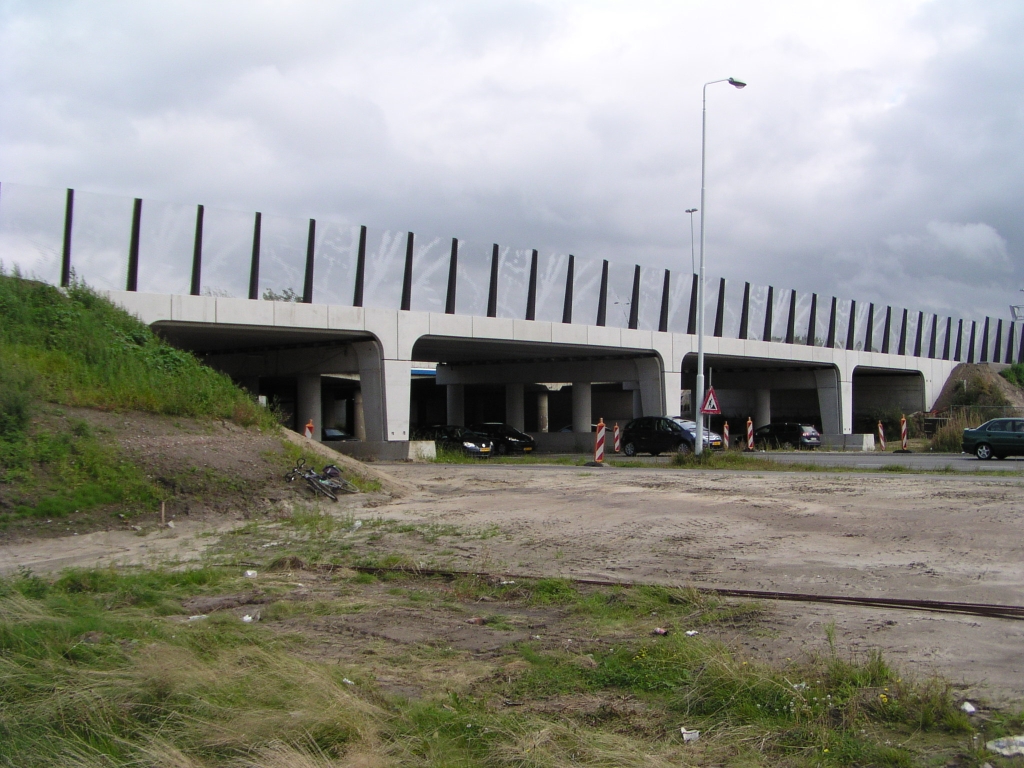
<box><xmin>3</xmin><ymin>462</ymin><xmax>1023</xmax><ymax>706</ymax></box>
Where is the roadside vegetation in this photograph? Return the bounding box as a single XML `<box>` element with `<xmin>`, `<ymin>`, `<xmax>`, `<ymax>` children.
<box><xmin>0</xmin><ymin>272</ymin><xmax>274</xmax><ymax>425</ymax></box>
<box><xmin>999</xmin><ymin>363</ymin><xmax>1024</xmax><ymax>388</ymax></box>
<box><xmin>0</xmin><ymin>272</ymin><xmax>280</xmax><ymax>525</ymax></box>
<box><xmin>3</xmin><ymin>558</ymin><xmax>1017</xmax><ymax>768</ymax></box>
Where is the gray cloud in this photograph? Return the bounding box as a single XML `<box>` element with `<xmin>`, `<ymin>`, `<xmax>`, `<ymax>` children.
<box><xmin>0</xmin><ymin>0</ymin><xmax>1021</xmax><ymax>323</ymax></box>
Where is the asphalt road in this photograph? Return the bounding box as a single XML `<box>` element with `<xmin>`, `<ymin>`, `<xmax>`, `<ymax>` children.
<box><xmin>749</xmin><ymin>449</ymin><xmax>1024</xmax><ymax>472</ymax></box>
<box><xmin>526</xmin><ymin>449</ymin><xmax>1024</xmax><ymax>473</ymax></box>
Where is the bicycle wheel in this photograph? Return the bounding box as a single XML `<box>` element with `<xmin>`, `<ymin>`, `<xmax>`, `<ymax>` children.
<box><xmin>324</xmin><ymin>476</ymin><xmax>358</xmax><ymax>494</ymax></box>
<box><xmin>303</xmin><ymin>475</ymin><xmax>338</xmax><ymax>501</ymax></box>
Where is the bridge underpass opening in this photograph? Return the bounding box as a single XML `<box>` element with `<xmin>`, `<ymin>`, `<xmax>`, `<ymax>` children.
<box><xmin>681</xmin><ymin>354</ymin><xmax>836</xmax><ymax>437</ymax></box>
<box><xmin>851</xmin><ymin>368</ymin><xmax>926</xmax><ymax>433</ymax></box>
<box><xmin>410</xmin><ymin>336</ymin><xmax>667</xmax><ymax>434</ymax></box>
<box><xmin>152</xmin><ymin>321</ymin><xmax>383</xmax><ymax>438</ymax></box>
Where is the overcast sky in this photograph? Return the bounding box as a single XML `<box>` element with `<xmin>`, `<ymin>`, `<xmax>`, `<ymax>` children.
<box><xmin>1</xmin><ymin>0</ymin><xmax>1022</xmax><ymax>320</ymax></box>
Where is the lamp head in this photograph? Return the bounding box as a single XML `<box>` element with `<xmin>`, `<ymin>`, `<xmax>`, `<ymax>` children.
<box><xmin>686</xmin><ymin>208</ymin><xmax>698</xmax><ymax>214</ymax></box>
<box><xmin>728</xmin><ymin>78</ymin><xmax>747</xmax><ymax>89</ymax></box>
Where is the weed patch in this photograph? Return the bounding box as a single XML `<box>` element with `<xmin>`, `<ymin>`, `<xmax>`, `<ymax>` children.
<box><xmin>0</xmin><ymin>566</ymin><xmax>1003</xmax><ymax>767</ymax></box>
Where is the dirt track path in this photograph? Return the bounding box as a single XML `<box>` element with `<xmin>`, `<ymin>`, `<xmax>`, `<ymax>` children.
<box><xmin>372</xmin><ymin>464</ymin><xmax>1024</xmax><ymax>705</ymax></box>
<box><xmin>3</xmin><ymin>463</ymin><xmax>1023</xmax><ymax>705</ymax></box>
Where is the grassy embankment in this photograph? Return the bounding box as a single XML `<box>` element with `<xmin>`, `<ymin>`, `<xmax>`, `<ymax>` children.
<box><xmin>3</xmin><ymin>555</ymin><xmax>1019</xmax><ymax>767</ymax></box>
<box><xmin>0</xmin><ymin>272</ymin><xmax>278</xmax><ymax>523</ymax></box>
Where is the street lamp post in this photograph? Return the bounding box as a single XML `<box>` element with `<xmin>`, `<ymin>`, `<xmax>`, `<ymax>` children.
<box><xmin>685</xmin><ymin>208</ymin><xmax>698</xmax><ymax>275</ymax></box>
<box><xmin>694</xmin><ymin>77</ymin><xmax>745</xmax><ymax>456</ymax></box>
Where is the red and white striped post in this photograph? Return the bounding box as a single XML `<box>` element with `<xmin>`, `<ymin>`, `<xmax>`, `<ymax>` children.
<box><xmin>877</xmin><ymin>420</ymin><xmax>886</xmax><ymax>451</ymax></box>
<box><xmin>900</xmin><ymin>415</ymin><xmax>908</xmax><ymax>451</ymax></box>
<box><xmin>613</xmin><ymin>422</ymin><xmax>621</xmax><ymax>452</ymax></box>
<box><xmin>745</xmin><ymin>417</ymin><xmax>754</xmax><ymax>451</ymax></box>
<box><xmin>594</xmin><ymin>418</ymin><xmax>606</xmax><ymax>463</ymax></box>
<box><xmin>723</xmin><ymin>421</ymin><xmax>730</xmax><ymax>449</ymax></box>
<box><xmin>304</xmin><ymin>419</ymin><xmax>314</xmax><ymax>439</ymax></box>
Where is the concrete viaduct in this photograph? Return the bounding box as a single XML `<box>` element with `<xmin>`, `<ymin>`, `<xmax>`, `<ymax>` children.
<box><xmin>105</xmin><ymin>287</ymin><xmax>959</xmax><ymax>451</ymax></box>
<box><xmin>2</xmin><ymin>181</ymin><xmax>1011</xmax><ymax>452</ymax></box>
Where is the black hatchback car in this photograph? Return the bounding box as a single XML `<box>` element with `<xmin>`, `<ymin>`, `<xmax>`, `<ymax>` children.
<box><xmin>753</xmin><ymin>423</ymin><xmax>821</xmax><ymax>449</ymax></box>
<box><xmin>621</xmin><ymin>416</ymin><xmax>722</xmax><ymax>456</ymax></box>
<box><xmin>469</xmin><ymin>423</ymin><xmax>536</xmax><ymax>454</ymax></box>
<box><xmin>413</xmin><ymin>425</ymin><xmax>492</xmax><ymax>457</ymax></box>
<box><xmin>962</xmin><ymin>418</ymin><xmax>1024</xmax><ymax>459</ymax></box>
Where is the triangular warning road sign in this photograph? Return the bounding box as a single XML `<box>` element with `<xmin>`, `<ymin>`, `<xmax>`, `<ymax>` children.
<box><xmin>700</xmin><ymin>387</ymin><xmax>721</xmax><ymax>415</ymax></box>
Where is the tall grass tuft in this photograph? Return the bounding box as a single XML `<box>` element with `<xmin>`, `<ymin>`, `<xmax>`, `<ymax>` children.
<box><xmin>0</xmin><ymin>273</ymin><xmax>275</xmax><ymax>428</ymax></box>
<box><xmin>929</xmin><ymin>409</ymin><xmax>986</xmax><ymax>453</ymax></box>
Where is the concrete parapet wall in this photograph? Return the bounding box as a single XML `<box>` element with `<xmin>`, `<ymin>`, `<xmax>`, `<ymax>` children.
<box><xmin>820</xmin><ymin>434</ymin><xmax>876</xmax><ymax>452</ymax></box>
<box><xmin>326</xmin><ymin>440</ymin><xmax>436</xmax><ymax>462</ymax></box>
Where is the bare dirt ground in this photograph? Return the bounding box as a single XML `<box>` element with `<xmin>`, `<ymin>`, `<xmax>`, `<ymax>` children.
<box><xmin>4</xmin><ymin>459</ymin><xmax>1024</xmax><ymax>707</ymax></box>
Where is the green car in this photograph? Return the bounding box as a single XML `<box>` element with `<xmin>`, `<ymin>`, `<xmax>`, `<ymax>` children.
<box><xmin>961</xmin><ymin>418</ymin><xmax>1024</xmax><ymax>460</ymax></box>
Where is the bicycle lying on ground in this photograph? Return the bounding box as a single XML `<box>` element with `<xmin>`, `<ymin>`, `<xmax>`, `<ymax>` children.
<box><xmin>284</xmin><ymin>459</ymin><xmax>358</xmax><ymax>501</ymax></box>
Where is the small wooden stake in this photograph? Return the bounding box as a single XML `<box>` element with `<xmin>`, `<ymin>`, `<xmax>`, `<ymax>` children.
<box><xmin>161</xmin><ymin>501</ymin><xmax>166</xmax><ymax>526</ymax></box>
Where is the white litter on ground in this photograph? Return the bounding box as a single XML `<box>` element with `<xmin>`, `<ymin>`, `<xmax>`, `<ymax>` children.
<box><xmin>986</xmin><ymin>735</ymin><xmax>1024</xmax><ymax>756</ymax></box>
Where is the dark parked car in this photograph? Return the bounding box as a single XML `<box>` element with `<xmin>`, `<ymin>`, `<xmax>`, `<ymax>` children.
<box><xmin>754</xmin><ymin>423</ymin><xmax>821</xmax><ymax>449</ymax></box>
<box><xmin>670</xmin><ymin>419</ymin><xmax>725</xmax><ymax>453</ymax></box>
<box><xmin>470</xmin><ymin>422</ymin><xmax>536</xmax><ymax>454</ymax></box>
<box><xmin>413</xmin><ymin>425</ymin><xmax>493</xmax><ymax>457</ymax></box>
<box><xmin>322</xmin><ymin>427</ymin><xmax>358</xmax><ymax>442</ymax></box>
<box><xmin>621</xmin><ymin>416</ymin><xmax>723</xmax><ymax>456</ymax></box>
<box><xmin>962</xmin><ymin>418</ymin><xmax>1024</xmax><ymax>459</ymax></box>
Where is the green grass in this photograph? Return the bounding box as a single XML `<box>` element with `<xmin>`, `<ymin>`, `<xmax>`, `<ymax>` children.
<box><xmin>0</xmin><ymin>272</ymin><xmax>284</xmax><ymax>522</ymax></box>
<box><xmin>0</xmin><ymin>413</ymin><xmax>163</xmax><ymax>521</ymax></box>
<box><xmin>1</xmin><ymin>565</ymin><xmax>1008</xmax><ymax>767</ymax></box>
<box><xmin>0</xmin><ymin>272</ymin><xmax>275</xmax><ymax>427</ymax></box>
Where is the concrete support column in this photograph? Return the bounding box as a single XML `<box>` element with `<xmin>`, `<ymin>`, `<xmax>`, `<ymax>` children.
<box><xmin>632</xmin><ymin>389</ymin><xmax>643</xmax><ymax>418</ymax></box>
<box><xmin>381</xmin><ymin>359</ymin><xmax>412</xmax><ymax>440</ymax></box>
<box><xmin>353</xmin><ymin>390</ymin><xmax>365</xmax><ymax>440</ymax></box>
<box><xmin>839</xmin><ymin>380</ymin><xmax>853</xmax><ymax>435</ymax></box>
<box><xmin>754</xmin><ymin>389</ymin><xmax>771</xmax><ymax>429</ymax></box>
<box><xmin>537</xmin><ymin>391</ymin><xmax>549</xmax><ymax>432</ymax></box>
<box><xmin>331</xmin><ymin>397</ymin><xmax>348</xmax><ymax>431</ymax></box>
<box><xmin>296</xmin><ymin>374</ymin><xmax>322</xmax><ymax>441</ymax></box>
<box><xmin>635</xmin><ymin>357</ymin><xmax>670</xmax><ymax>417</ymax></box>
<box><xmin>505</xmin><ymin>383</ymin><xmax>525</xmax><ymax>431</ymax></box>
<box><xmin>353</xmin><ymin>341</ymin><xmax>412</xmax><ymax>441</ymax></box>
<box><xmin>447</xmin><ymin>384</ymin><xmax>465</xmax><ymax>427</ymax></box>
<box><xmin>572</xmin><ymin>382</ymin><xmax>592</xmax><ymax>432</ymax></box>
<box><xmin>814</xmin><ymin>368</ymin><xmax>846</xmax><ymax>435</ymax></box>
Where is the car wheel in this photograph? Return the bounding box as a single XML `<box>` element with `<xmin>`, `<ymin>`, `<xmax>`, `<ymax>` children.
<box><xmin>677</xmin><ymin>442</ymin><xmax>692</xmax><ymax>456</ymax></box>
<box><xmin>496</xmin><ymin>443</ymin><xmax>507</xmax><ymax>456</ymax></box>
<box><xmin>975</xmin><ymin>443</ymin><xmax>993</xmax><ymax>460</ymax></box>
<box><xmin>623</xmin><ymin>442</ymin><xmax>636</xmax><ymax>457</ymax></box>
